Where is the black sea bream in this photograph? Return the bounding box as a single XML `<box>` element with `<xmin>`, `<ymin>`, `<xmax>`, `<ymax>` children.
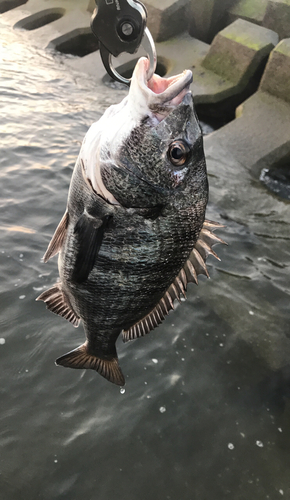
<box><xmin>37</xmin><ymin>57</ymin><xmax>225</xmax><ymax>386</ymax></box>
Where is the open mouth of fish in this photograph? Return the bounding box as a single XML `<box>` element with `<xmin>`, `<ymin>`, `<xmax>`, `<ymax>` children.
<box><xmin>131</xmin><ymin>56</ymin><xmax>193</xmax><ymax>122</ymax></box>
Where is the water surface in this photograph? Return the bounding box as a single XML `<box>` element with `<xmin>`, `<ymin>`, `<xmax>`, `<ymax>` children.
<box><xmin>1</xmin><ymin>17</ymin><xmax>290</xmax><ymax>500</ymax></box>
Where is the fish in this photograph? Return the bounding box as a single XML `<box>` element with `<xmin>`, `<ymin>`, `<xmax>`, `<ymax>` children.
<box><xmin>37</xmin><ymin>57</ymin><xmax>226</xmax><ymax>386</ymax></box>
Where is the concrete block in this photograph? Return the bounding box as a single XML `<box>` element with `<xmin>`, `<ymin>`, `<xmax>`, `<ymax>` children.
<box><xmin>14</xmin><ymin>8</ymin><xmax>65</xmax><ymax>30</ymax></box>
<box><xmin>189</xmin><ymin>19</ymin><xmax>278</xmax><ymax>120</ymax></box>
<box><xmin>228</xmin><ymin>0</ymin><xmax>290</xmax><ymax>40</ymax></box>
<box><xmin>156</xmin><ymin>32</ymin><xmax>208</xmax><ymax>74</ymax></box>
<box><xmin>48</xmin><ymin>27</ymin><xmax>99</xmax><ymax>57</ymax></box>
<box><xmin>143</xmin><ymin>0</ymin><xmax>189</xmax><ymax>42</ymax></box>
<box><xmin>87</xmin><ymin>0</ymin><xmax>95</xmax><ymax>13</ymax></box>
<box><xmin>0</xmin><ymin>0</ymin><xmax>27</xmax><ymax>13</ymax></box>
<box><xmin>202</xmin><ymin>19</ymin><xmax>278</xmax><ymax>85</ymax></box>
<box><xmin>227</xmin><ymin>0</ymin><xmax>268</xmax><ymax>26</ymax></box>
<box><xmin>259</xmin><ymin>38</ymin><xmax>290</xmax><ymax>103</ymax></box>
<box><xmin>206</xmin><ymin>40</ymin><xmax>290</xmax><ymax>188</ymax></box>
<box><xmin>40</xmin><ymin>8</ymin><xmax>92</xmax><ymax>39</ymax></box>
<box><xmin>210</xmin><ymin>91</ymin><xmax>290</xmax><ymax>175</ymax></box>
<box><xmin>263</xmin><ymin>0</ymin><xmax>290</xmax><ymax>39</ymax></box>
<box><xmin>187</xmin><ymin>0</ymin><xmax>236</xmax><ymax>43</ymax></box>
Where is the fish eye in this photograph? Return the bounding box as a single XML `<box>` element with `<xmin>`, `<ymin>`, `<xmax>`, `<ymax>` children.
<box><xmin>168</xmin><ymin>140</ymin><xmax>191</xmax><ymax>167</ymax></box>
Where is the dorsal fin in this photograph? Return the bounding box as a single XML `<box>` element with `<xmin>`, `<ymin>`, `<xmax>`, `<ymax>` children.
<box><xmin>122</xmin><ymin>219</ymin><xmax>226</xmax><ymax>342</ymax></box>
<box><xmin>43</xmin><ymin>211</ymin><xmax>69</xmax><ymax>263</ymax></box>
<box><xmin>36</xmin><ymin>283</ymin><xmax>80</xmax><ymax>327</ymax></box>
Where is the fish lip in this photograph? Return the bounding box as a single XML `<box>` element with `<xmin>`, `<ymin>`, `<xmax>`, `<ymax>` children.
<box><xmin>132</xmin><ymin>56</ymin><xmax>193</xmax><ymax>108</ymax></box>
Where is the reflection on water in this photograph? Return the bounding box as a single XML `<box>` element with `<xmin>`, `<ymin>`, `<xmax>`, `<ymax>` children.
<box><xmin>0</xmin><ymin>16</ymin><xmax>290</xmax><ymax>500</ymax></box>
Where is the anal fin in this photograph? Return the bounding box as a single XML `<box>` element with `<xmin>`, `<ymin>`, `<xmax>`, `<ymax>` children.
<box><xmin>36</xmin><ymin>283</ymin><xmax>80</xmax><ymax>327</ymax></box>
<box><xmin>43</xmin><ymin>211</ymin><xmax>69</xmax><ymax>263</ymax></box>
<box><xmin>55</xmin><ymin>343</ymin><xmax>125</xmax><ymax>386</ymax></box>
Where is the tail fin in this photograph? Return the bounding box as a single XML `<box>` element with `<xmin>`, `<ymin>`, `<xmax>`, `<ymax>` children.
<box><xmin>55</xmin><ymin>343</ymin><xmax>125</xmax><ymax>386</ymax></box>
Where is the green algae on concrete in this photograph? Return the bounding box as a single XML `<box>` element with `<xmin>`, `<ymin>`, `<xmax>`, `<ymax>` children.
<box><xmin>221</xmin><ymin>18</ymin><xmax>273</xmax><ymax>50</ymax></box>
<box><xmin>229</xmin><ymin>0</ymin><xmax>290</xmax><ymax>40</ymax></box>
<box><xmin>228</xmin><ymin>0</ymin><xmax>268</xmax><ymax>25</ymax></box>
<box><xmin>274</xmin><ymin>36</ymin><xmax>290</xmax><ymax>54</ymax></box>
<box><xmin>259</xmin><ymin>38</ymin><xmax>290</xmax><ymax>103</ymax></box>
<box><xmin>202</xmin><ymin>19</ymin><xmax>278</xmax><ymax>85</ymax></box>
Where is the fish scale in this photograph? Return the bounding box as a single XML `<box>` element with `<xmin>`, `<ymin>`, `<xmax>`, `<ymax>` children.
<box><xmin>64</xmin><ymin>168</ymin><xmax>199</xmax><ymax>327</ymax></box>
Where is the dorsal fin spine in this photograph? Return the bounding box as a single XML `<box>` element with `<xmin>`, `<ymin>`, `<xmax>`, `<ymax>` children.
<box><xmin>191</xmin><ymin>248</ymin><xmax>209</xmax><ymax>277</ymax></box>
<box><xmin>165</xmin><ymin>291</ymin><xmax>174</xmax><ymax>309</ymax></box>
<box><xmin>161</xmin><ymin>297</ymin><xmax>168</xmax><ymax>313</ymax></box>
<box><xmin>175</xmin><ymin>276</ymin><xmax>186</xmax><ymax>298</ymax></box>
<box><xmin>169</xmin><ymin>283</ymin><xmax>180</xmax><ymax>302</ymax></box>
<box><xmin>155</xmin><ymin>308</ymin><xmax>162</xmax><ymax>323</ymax></box>
<box><xmin>157</xmin><ymin>304</ymin><xmax>165</xmax><ymax>317</ymax></box>
<box><xmin>179</xmin><ymin>268</ymin><xmax>187</xmax><ymax>289</ymax></box>
<box><xmin>140</xmin><ymin>322</ymin><xmax>145</xmax><ymax>336</ymax></box>
<box><xmin>185</xmin><ymin>260</ymin><xmax>198</xmax><ymax>284</ymax></box>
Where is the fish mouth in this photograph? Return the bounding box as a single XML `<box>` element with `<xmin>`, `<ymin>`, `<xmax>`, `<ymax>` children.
<box><xmin>129</xmin><ymin>57</ymin><xmax>193</xmax><ymax>121</ymax></box>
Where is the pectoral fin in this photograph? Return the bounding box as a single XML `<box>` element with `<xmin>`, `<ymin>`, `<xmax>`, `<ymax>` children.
<box><xmin>43</xmin><ymin>211</ymin><xmax>69</xmax><ymax>263</ymax></box>
<box><xmin>72</xmin><ymin>213</ymin><xmax>112</xmax><ymax>284</ymax></box>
